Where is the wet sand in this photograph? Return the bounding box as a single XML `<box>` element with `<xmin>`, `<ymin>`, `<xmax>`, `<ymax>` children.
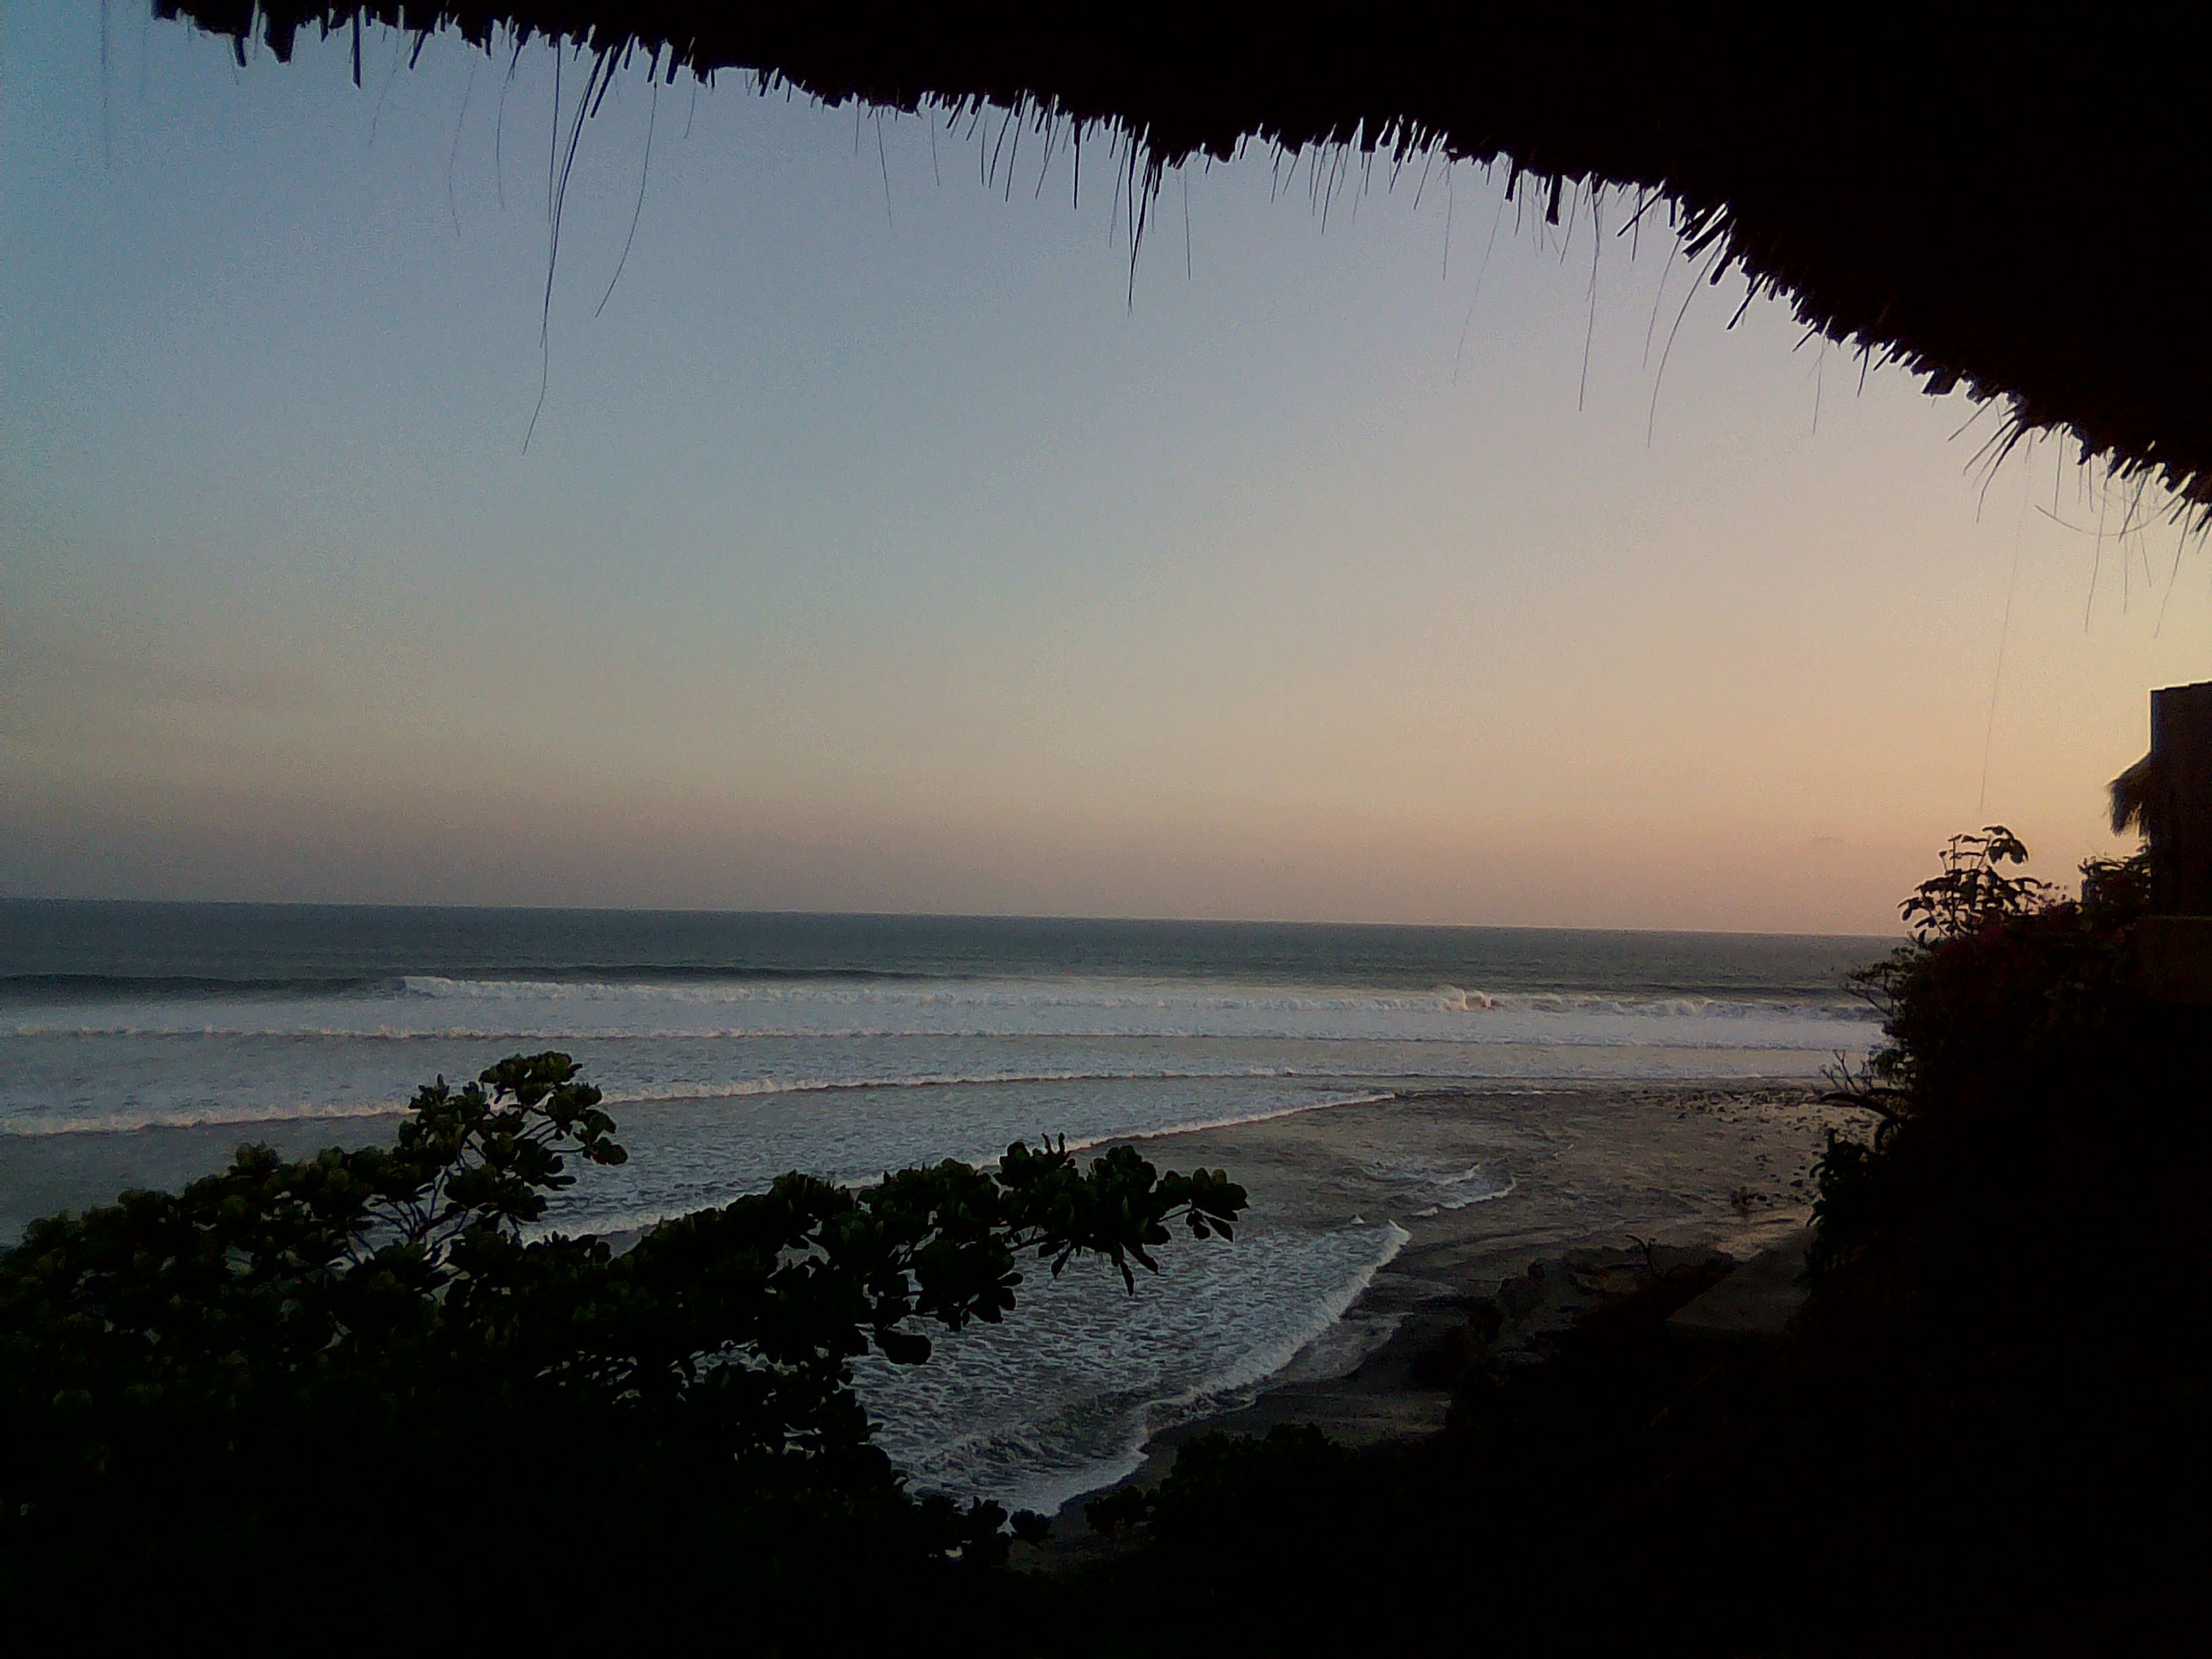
<box><xmin>1047</xmin><ymin>1080</ymin><xmax>1868</xmax><ymax>1532</ymax></box>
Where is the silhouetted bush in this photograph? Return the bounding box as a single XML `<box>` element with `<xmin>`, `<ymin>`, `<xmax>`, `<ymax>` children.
<box><xmin>1788</xmin><ymin>827</ymin><xmax>2207</xmax><ymax>1651</ymax></box>
<box><xmin>1813</xmin><ymin>828</ymin><xmax>2156</xmax><ymax>1278</ymax></box>
<box><xmin>0</xmin><ymin>1052</ymin><xmax>1244</xmax><ymax>1640</ymax></box>
<box><xmin>1054</xmin><ymin>832</ymin><xmax>2208</xmax><ymax>1655</ymax></box>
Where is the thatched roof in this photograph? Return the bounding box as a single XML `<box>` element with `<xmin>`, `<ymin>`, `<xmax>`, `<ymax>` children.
<box><xmin>159</xmin><ymin>6</ymin><xmax>2212</xmax><ymax>520</ymax></box>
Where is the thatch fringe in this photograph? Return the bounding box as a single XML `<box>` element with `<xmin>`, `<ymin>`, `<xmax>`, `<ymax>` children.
<box><xmin>152</xmin><ymin>7</ymin><xmax>2212</xmax><ymax>523</ymax></box>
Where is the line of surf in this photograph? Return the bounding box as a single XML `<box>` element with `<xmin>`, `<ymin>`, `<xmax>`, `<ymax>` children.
<box><xmin>0</xmin><ymin>1071</ymin><xmax>1389</xmax><ymax>1141</ymax></box>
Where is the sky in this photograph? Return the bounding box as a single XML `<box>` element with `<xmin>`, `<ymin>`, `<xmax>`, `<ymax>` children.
<box><xmin>5</xmin><ymin>5</ymin><xmax>2207</xmax><ymax>934</ymax></box>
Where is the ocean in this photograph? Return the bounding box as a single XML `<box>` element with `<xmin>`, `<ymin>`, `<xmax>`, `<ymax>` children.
<box><xmin>0</xmin><ymin>899</ymin><xmax>1885</xmax><ymax>1511</ymax></box>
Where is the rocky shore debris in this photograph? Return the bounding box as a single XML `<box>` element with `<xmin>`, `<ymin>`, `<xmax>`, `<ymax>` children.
<box><xmin>1037</xmin><ymin>1233</ymin><xmax>1778</xmax><ymax>1568</ymax></box>
<box><xmin>1407</xmin><ymin>1241</ymin><xmax>1742</xmax><ymax>1396</ymax></box>
<box><xmin>1665</xmin><ymin>1237</ymin><xmax>1809</xmax><ymax>1343</ymax></box>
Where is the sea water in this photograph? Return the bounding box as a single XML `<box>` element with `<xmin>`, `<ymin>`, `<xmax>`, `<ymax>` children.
<box><xmin>0</xmin><ymin>901</ymin><xmax>1883</xmax><ymax>1512</ymax></box>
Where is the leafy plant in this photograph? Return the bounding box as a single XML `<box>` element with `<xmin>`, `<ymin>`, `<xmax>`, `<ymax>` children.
<box><xmin>1828</xmin><ymin>830</ymin><xmax>2146</xmax><ymax>1122</ymax></box>
<box><xmin>1811</xmin><ymin>829</ymin><xmax>2152</xmax><ymax>1277</ymax></box>
<box><xmin>0</xmin><ymin>1052</ymin><xmax>1245</xmax><ymax>1625</ymax></box>
<box><xmin>1894</xmin><ymin>825</ymin><xmax>2051</xmax><ymax>943</ymax></box>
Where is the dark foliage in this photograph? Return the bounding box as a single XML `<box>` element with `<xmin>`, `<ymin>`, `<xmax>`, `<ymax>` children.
<box><xmin>1771</xmin><ymin>831</ymin><xmax>2207</xmax><ymax>1651</ymax></box>
<box><xmin>1042</xmin><ymin>831</ymin><xmax>2207</xmax><ymax>1655</ymax></box>
<box><xmin>0</xmin><ymin>1052</ymin><xmax>1243</xmax><ymax>1641</ymax></box>
<box><xmin>1812</xmin><ymin>827</ymin><xmax>2157</xmax><ymax>1273</ymax></box>
<box><xmin>1061</xmin><ymin>1274</ymin><xmax>1798</xmax><ymax>1656</ymax></box>
<box><xmin>1085</xmin><ymin>1423</ymin><xmax>1349</xmax><ymax>1544</ymax></box>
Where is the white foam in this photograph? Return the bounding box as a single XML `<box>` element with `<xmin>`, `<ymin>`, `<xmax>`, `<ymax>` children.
<box><xmin>0</xmin><ymin>1070</ymin><xmax>1390</xmax><ymax>1140</ymax></box>
<box><xmin>1000</xmin><ymin>1220</ymin><xmax>1415</xmax><ymax>1519</ymax></box>
<box><xmin>8</xmin><ymin>1099</ymin><xmax>410</xmax><ymax>1139</ymax></box>
<box><xmin>1056</xmin><ymin>1090</ymin><xmax>1395</xmax><ymax>1155</ymax></box>
<box><xmin>10</xmin><ymin>971</ymin><xmax>1875</xmax><ymax>1049</ymax></box>
<box><xmin>1411</xmin><ymin>1172</ymin><xmax>1518</xmax><ymax>1218</ymax></box>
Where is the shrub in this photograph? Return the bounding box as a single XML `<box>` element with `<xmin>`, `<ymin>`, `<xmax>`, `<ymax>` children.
<box><xmin>0</xmin><ymin>1053</ymin><xmax>1245</xmax><ymax>1633</ymax></box>
<box><xmin>1811</xmin><ymin>830</ymin><xmax>2153</xmax><ymax>1276</ymax></box>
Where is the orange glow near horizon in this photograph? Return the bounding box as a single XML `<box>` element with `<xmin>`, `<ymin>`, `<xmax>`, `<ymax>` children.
<box><xmin>4</xmin><ymin>9</ymin><xmax>2204</xmax><ymax>934</ymax></box>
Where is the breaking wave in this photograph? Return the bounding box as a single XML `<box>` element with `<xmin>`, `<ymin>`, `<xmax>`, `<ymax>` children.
<box><xmin>0</xmin><ymin>1069</ymin><xmax>1391</xmax><ymax>1141</ymax></box>
<box><xmin>8</xmin><ymin>971</ymin><xmax>1874</xmax><ymax>1047</ymax></box>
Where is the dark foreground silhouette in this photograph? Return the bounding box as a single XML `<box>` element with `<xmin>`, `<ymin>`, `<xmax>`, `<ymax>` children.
<box><xmin>0</xmin><ymin>1054</ymin><xmax>1246</xmax><ymax>1638</ymax></box>
<box><xmin>1052</xmin><ymin>834</ymin><xmax>2207</xmax><ymax>1656</ymax></box>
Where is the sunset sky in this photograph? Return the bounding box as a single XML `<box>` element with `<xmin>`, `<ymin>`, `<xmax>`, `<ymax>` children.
<box><xmin>6</xmin><ymin>5</ymin><xmax>2206</xmax><ymax>933</ymax></box>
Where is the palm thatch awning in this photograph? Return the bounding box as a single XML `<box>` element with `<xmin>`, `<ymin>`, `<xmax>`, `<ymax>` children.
<box><xmin>159</xmin><ymin>6</ymin><xmax>2212</xmax><ymax>519</ymax></box>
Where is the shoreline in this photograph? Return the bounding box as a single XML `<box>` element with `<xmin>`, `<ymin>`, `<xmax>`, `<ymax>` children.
<box><xmin>0</xmin><ymin>1069</ymin><xmax>1867</xmax><ymax>1530</ymax></box>
<box><xmin>1036</xmin><ymin>1078</ymin><xmax>1864</xmax><ymax>1545</ymax></box>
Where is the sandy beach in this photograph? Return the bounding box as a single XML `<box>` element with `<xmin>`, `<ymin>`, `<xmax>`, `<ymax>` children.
<box><xmin>1046</xmin><ymin>1080</ymin><xmax>1866</xmax><ymax>1532</ymax></box>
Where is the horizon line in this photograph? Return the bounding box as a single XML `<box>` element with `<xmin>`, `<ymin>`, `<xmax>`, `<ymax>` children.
<box><xmin>0</xmin><ymin>893</ymin><xmax>1900</xmax><ymax>943</ymax></box>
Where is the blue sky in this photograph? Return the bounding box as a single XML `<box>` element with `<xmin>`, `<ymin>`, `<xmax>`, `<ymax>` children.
<box><xmin>5</xmin><ymin>4</ymin><xmax>2205</xmax><ymax>930</ymax></box>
